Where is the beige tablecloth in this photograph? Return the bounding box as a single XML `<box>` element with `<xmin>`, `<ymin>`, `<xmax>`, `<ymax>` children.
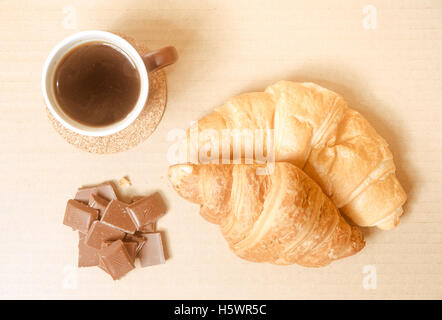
<box><xmin>0</xmin><ymin>0</ymin><xmax>441</xmax><ymax>299</ymax></box>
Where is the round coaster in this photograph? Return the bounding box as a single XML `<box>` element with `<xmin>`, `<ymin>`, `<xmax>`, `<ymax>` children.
<box><xmin>46</xmin><ymin>34</ymin><xmax>167</xmax><ymax>154</ymax></box>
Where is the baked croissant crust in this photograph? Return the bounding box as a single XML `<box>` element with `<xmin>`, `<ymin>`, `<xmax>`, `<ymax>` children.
<box><xmin>179</xmin><ymin>81</ymin><xmax>407</xmax><ymax>229</ymax></box>
<box><xmin>168</xmin><ymin>162</ymin><xmax>365</xmax><ymax>267</ymax></box>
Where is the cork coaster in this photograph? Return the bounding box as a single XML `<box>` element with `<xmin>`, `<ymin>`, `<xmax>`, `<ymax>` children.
<box><xmin>46</xmin><ymin>34</ymin><xmax>167</xmax><ymax>154</ymax></box>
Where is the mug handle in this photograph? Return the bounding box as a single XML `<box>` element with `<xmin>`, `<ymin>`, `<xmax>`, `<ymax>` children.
<box><xmin>142</xmin><ymin>46</ymin><xmax>178</xmax><ymax>73</ymax></box>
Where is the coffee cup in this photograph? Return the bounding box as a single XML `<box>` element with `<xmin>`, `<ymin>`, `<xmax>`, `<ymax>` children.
<box><xmin>42</xmin><ymin>30</ymin><xmax>177</xmax><ymax>136</ymax></box>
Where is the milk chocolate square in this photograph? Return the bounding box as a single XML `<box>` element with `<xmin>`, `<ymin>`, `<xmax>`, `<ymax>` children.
<box><xmin>138</xmin><ymin>233</ymin><xmax>165</xmax><ymax>267</ymax></box>
<box><xmin>75</xmin><ymin>182</ymin><xmax>118</xmax><ymax>203</ymax></box>
<box><xmin>101</xmin><ymin>200</ymin><xmax>136</xmax><ymax>234</ymax></box>
<box><xmin>98</xmin><ymin>241</ymin><xmax>137</xmax><ymax>272</ymax></box>
<box><xmin>98</xmin><ymin>240</ymin><xmax>135</xmax><ymax>280</ymax></box>
<box><xmin>78</xmin><ymin>232</ymin><xmax>99</xmax><ymax>267</ymax></box>
<box><xmin>63</xmin><ymin>199</ymin><xmax>99</xmax><ymax>234</ymax></box>
<box><xmin>85</xmin><ymin>221</ymin><xmax>125</xmax><ymax>249</ymax></box>
<box><xmin>88</xmin><ymin>194</ymin><xmax>109</xmax><ymax>218</ymax></box>
<box><xmin>101</xmin><ymin>241</ymin><xmax>137</xmax><ymax>262</ymax></box>
<box><xmin>127</xmin><ymin>193</ymin><xmax>166</xmax><ymax>229</ymax></box>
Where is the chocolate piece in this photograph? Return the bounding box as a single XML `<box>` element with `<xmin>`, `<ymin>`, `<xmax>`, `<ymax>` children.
<box><xmin>64</xmin><ymin>183</ymin><xmax>169</xmax><ymax>280</ymax></box>
<box><xmin>101</xmin><ymin>200</ymin><xmax>137</xmax><ymax>234</ymax></box>
<box><xmin>124</xmin><ymin>233</ymin><xmax>147</xmax><ymax>255</ymax></box>
<box><xmin>85</xmin><ymin>221</ymin><xmax>125</xmax><ymax>249</ymax></box>
<box><xmin>99</xmin><ymin>241</ymin><xmax>138</xmax><ymax>272</ymax></box>
<box><xmin>101</xmin><ymin>241</ymin><xmax>137</xmax><ymax>262</ymax></box>
<box><xmin>63</xmin><ymin>199</ymin><xmax>99</xmax><ymax>234</ymax></box>
<box><xmin>78</xmin><ymin>232</ymin><xmax>99</xmax><ymax>267</ymax></box>
<box><xmin>127</xmin><ymin>193</ymin><xmax>166</xmax><ymax>229</ymax></box>
<box><xmin>138</xmin><ymin>233</ymin><xmax>165</xmax><ymax>267</ymax></box>
<box><xmin>88</xmin><ymin>194</ymin><xmax>109</xmax><ymax>218</ymax></box>
<box><xmin>98</xmin><ymin>240</ymin><xmax>135</xmax><ymax>280</ymax></box>
<box><xmin>138</xmin><ymin>222</ymin><xmax>156</xmax><ymax>233</ymax></box>
<box><xmin>75</xmin><ymin>182</ymin><xmax>118</xmax><ymax>203</ymax></box>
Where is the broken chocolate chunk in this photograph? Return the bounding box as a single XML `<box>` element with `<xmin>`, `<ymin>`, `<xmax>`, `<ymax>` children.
<box><xmin>88</xmin><ymin>194</ymin><xmax>109</xmax><ymax>218</ymax></box>
<box><xmin>101</xmin><ymin>240</ymin><xmax>137</xmax><ymax>263</ymax></box>
<box><xmin>127</xmin><ymin>193</ymin><xmax>166</xmax><ymax>229</ymax></box>
<box><xmin>101</xmin><ymin>200</ymin><xmax>137</xmax><ymax>234</ymax></box>
<box><xmin>98</xmin><ymin>241</ymin><xmax>137</xmax><ymax>272</ymax></box>
<box><xmin>63</xmin><ymin>199</ymin><xmax>99</xmax><ymax>234</ymax></box>
<box><xmin>98</xmin><ymin>240</ymin><xmax>135</xmax><ymax>280</ymax></box>
<box><xmin>138</xmin><ymin>233</ymin><xmax>165</xmax><ymax>267</ymax></box>
<box><xmin>85</xmin><ymin>221</ymin><xmax>125</xmax><ymax>249</ymax></box>
<box><xmin>75</xmin><ymin>182</ymin><xmax>118</xmax><ymax>203</ymax></box>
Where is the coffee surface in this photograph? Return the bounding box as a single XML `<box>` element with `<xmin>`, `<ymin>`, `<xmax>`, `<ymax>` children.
<box><xmin>54</xmin><ymin>42</ymin><xmax>140</xmax><ymax>127</ymax></box>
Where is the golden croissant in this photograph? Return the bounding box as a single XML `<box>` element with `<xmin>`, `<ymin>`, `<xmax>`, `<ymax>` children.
<box><xmin>178</xmin><ymin>81</ymin><xmax>406</xmax><ymax>229</ymax></box>
<box><xmin>168</xmin><ymin>162</ymin><xmax>365</xmax><ymax>267</ymax></box>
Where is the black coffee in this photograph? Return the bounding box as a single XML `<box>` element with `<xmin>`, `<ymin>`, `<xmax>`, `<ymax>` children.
<box><xmin>54</xmin><ymin>42</ymin><xmax>140</xmax><ymax>127</ymax></box>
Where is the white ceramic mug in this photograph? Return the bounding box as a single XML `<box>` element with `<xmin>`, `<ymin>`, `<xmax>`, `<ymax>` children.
<box><xmin>42</xmin><ymin>30</ymin><xmax>177</xmax><ymax>136</ymax></box>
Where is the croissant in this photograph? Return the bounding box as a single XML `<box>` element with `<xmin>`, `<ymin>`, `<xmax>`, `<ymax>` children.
<box><xmin>178</xmin><ymin>81</ymin><xmax>407</xmax><ymax>229</ymax></box>
<box><xmin>168</xmin><ymin>162</ymin><xmax>365</xmax><ymax>267</ymax></box>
